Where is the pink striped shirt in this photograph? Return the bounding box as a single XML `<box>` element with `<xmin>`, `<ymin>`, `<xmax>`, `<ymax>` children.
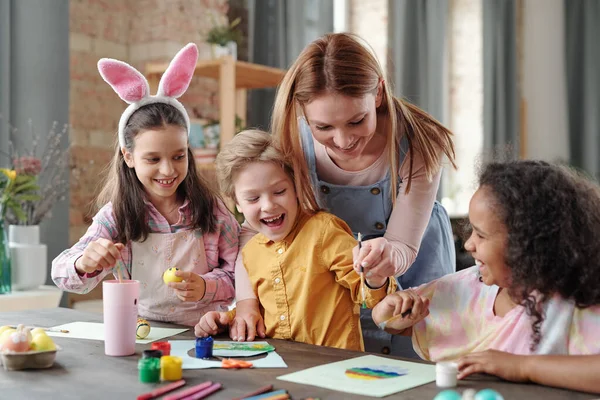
<box><xmin>51</xmin><ymin>199</ymin><xmax>239</xmax><ymax>308</ymax></box>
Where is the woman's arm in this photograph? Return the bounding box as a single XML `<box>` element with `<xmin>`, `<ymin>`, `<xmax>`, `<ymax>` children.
<box><xmin>458</xmin><ymin>351</ymin><xmax>600</xmax><ymax>394</ymax></box>
<box><xmin>383</xmin><ymin>157</ymin><xmax>442</xmax><ymax>276</ymax></box>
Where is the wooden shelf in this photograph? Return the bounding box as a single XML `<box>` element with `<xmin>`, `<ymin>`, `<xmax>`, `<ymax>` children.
<box><xmin>146</xmin><ymin>56</ymin><xmax>286</xmax><ymax>147</ymax></box>
<box><xmin>146</xmin><ymin>58</ymin><xmax>286</xmax><ymax>90</ymax></box>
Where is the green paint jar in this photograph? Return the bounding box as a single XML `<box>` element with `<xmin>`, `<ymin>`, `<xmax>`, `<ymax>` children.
<box><xmin>138</xmin><ymin>357</ymin><xmax>160</xmax><ymax>383</ymax></box>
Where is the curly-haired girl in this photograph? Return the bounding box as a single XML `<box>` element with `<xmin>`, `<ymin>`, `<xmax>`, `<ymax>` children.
<box><xmin>371</xmin><ymin>160</ymin><xmax>600</xmax><ymax>393</ymax></box>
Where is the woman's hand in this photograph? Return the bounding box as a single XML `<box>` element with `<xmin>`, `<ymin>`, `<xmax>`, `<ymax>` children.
<box><xmin>229</xmin><ymin>299</ymin><xmax>266</xmax><ymax>342</ymax></box>
<box><xmin>457</xmin><ymin>350</ymin><xmax>529</xmax><ymax>382</ymax></box>
<box><xmin>75</xmin><ymin>239</ymin><xmax>125</xmax><ymax>274</ymax></box>
<box><xmin>371</xmin><ymin>290</ymin><xmax>430</xmax><ymax>334</ymax></box>
<box><xmin>353</xmin><ymin>237</ymin><xmax>397</xmax><ymax>280</ymax></box>
<box><xmin>168</xmin><ymin>271</ymin><xmax>206</xmax><ymax>302</ymax></box>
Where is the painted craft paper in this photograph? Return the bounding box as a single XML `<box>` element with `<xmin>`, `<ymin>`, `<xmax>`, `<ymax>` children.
<box><xmin>277</xmin><ymin>355</ymin><xmax>436</xmax><ymax>397</ymax></box>
<box><xmin>169</xmin><ymin>340</ymin><xmax>287</xmax><ymax>369</ymax></box>
<box><xmin>47</xmin><ymin>321</ymin><xmax>188</xmax><ymax>344</ymax></box>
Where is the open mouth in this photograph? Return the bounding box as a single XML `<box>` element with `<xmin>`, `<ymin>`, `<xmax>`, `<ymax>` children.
<box><xmin>261</xmin><ymin>214</ymin><xmax>285</xmax><ymax>228</ymax></box>
<box><xmin>155</xmin><ymin>178</ymin><xmax>176</xmax><ymax>186</ymax></box>
<box><xmin>337</xmin><ymin>140</ymin><xmax>359</xmax><ymax>152</ymax></box>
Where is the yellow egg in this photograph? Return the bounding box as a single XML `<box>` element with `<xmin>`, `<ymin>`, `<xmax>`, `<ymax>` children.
<box><xmin>136</xmin><ymin>318</ymin><xmax>151</xmax><ymax>339</ymax></box>
<box><xmin>162</xmin><ymin>267</ymin><xmax>184</xmax><ymax>284</ymax></box>
<box><xmin>0</xmin><ymin>326</ymin><xmax>14</xmax><ymax>336</ymax></box>
<box><xmin>30</xmin><ymin>328</ymin><xmax>47</xmax><ymax>338</ymax></box>
<box><xmin>30</xmin><ymin>334</ymin><xmax>56</xmax><ymax>352</ymax></box>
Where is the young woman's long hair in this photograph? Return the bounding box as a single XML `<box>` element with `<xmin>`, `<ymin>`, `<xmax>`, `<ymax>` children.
<box><xmin>96</xmin><ymin>103</ymin><xmax>219</xmax><ymax>243</ymax></box>
<box><xmin>271</xmin><ymin>32</ymin><xmax>456</xmax><ymax>210</ymax></box>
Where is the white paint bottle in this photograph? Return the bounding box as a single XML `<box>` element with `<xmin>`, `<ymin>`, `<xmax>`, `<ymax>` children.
<box><xmin>436</xmin><ymin>361</ymin><xmax>458</xmax><ymax>388</ymax></box>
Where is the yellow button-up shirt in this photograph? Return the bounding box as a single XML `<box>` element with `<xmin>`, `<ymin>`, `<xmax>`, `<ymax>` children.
<box><xmin>241</xmin><ymin>211</ymin><xmax>396</xmax><ymax>351</ymax></box>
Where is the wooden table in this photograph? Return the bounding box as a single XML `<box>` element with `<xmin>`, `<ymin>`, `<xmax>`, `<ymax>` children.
<box><xmin>0</xmin><ymin>308</ymin><xmax>594</xmax><ymax>400</ymax></box>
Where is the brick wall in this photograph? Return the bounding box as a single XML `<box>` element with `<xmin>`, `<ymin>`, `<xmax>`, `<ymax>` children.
<box><xmin>69</xmin><ymin>0</ymin><xmax>230</xmax><ymax>245</ymax></box>
<box><xmin>348</xmin><ymin>0</ymin><xmax>388</xmax><ymax>74</ymax></box>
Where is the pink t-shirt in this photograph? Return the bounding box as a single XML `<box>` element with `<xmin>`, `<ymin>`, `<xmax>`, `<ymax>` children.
<box><xmin>235</xmin><ymin>134</ymin><xmax>442</xmax><ymax>301</ymax></box>
<box><xmin>411</xmin><ymin>266</ymin><xmax>600</xmax><ymax>361</ymax></box>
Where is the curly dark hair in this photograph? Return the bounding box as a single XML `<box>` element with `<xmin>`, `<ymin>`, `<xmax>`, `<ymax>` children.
<box><xmin>478</xmin><ymin>160</ymin><xmax>600</xmax><ymax>350</ymax></box>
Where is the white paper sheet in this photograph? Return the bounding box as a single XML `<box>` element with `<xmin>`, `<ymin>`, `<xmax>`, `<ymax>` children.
<box><xmin>47</xmin><ymin>321</ymin><xmax>188</xmax><ymax>344</ymax></box>
<box><xmin>277</xmin><ymin>355</ymin><xmax>436</xmax><ymax>397</ymax></box>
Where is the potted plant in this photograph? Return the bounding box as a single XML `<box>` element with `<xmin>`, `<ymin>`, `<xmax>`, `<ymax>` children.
<box><xmin>0</xmin><ymin>168</ymin><xmax>40</xmax><ymax>293</ymax></box>
<box><xmin>206</xmin><ymin>17</ymin><xmax>242</xmax><ymax>60</ymax></box>
<box><xmin>1</xmin><ymin>119</ymin><xmax>70</xmax><ymax>291</ymax></box>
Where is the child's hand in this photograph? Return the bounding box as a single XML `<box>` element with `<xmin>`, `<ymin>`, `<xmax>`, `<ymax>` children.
<box><xmin>229</xmin><ymin>299</ymin><xmax>266</xmax><ymax>342</ymax></box>
<box><xmin>353</xmin><ymin>237</ymin><xmax>397</xmax><ymax>280</ymax></box>
<box><xmin>168</xmin><ymin>271</ymin><xmax>206</xmax><ymax>302</ymax></box>
<box><xmin>457</xmin><ymin>350</ymin><xmax>528</xmax><ymax>382</ymax></box>
<box><xmin>195</xmin><ymin>311</ymin><xmax>232</xmax><ymax>337</ymax></box>
<box><xmin>75</xmin><ymin>239</ymin><xmax>125</xmax><ymax>275</ymax></box>
<box><xmin>371</xmin><ymin>290</ymin><xmax>430</xmax><ymax>333</ymax></box>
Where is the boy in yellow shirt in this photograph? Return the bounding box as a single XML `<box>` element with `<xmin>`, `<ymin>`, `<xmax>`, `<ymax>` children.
<box><xmin>195</xmin><ymin>129</ymin><xmax>395</xmax><ymax>351</ymax></box>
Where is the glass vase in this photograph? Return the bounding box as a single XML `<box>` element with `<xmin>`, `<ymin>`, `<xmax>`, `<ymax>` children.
<box><xmin>0</xmin><ymin>218</ymin><xmax>11</xmax><ymax>294</ymax></box>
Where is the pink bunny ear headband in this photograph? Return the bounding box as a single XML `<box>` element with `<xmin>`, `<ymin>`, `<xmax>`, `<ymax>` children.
<box><xmin>97</xmin><ymin>43</ymin><xmax>198</xmax><ymax>148</ymax></box>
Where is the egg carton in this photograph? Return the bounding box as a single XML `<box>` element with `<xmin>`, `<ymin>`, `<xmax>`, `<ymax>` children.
<box><xmin>0</xmin><ymin>346</ymin><xmax>61</xmax><ymax>371</ymax></box>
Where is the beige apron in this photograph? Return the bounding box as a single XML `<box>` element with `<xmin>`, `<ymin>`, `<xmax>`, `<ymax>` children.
<box><xmin>131</xmin><ymin>229</ymin><xmax>227</xmax><ymax>326</ymax></box>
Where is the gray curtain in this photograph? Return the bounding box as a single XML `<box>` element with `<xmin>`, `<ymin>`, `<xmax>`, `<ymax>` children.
<box><xmin>565</xmin><ymin>0</ymin><xmax>600</xmax><ymax>178</ymax></box>
<box><xmin>482</xmin><ymin>0</ymin><xmax>520</xmax><ymax>153</ymax></box>
<box><xmin>247</xmin><ymin>0</ymin><xmax>334</xmax><ymax>130</ymax></box>
<box><xmin>0</xmin><ymin>0</ymin><xmax>70</xmax><ymax>285</ymax></box>
<box><xmin>388</xmin><ymin>0</ymin><xmax>449</xmax><ymax>123</ymax></box>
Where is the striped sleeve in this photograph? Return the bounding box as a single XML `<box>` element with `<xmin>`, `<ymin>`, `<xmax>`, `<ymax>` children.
<box><xmin>50</xmin><ymin>203</ymin><xmax>130</xmax><ymax>294</ymax></box>
<box><xmin>198</xmin><ymin>200</ymin><xmax>240</xmax><ymax>306</ymax></box>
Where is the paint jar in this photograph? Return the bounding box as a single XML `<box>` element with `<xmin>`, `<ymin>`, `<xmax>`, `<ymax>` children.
<box><xmin>151</xmin><ymin>341</ymin><xmax>171</xmax><ymax>356</ymax></box>
<box><xmin>436</xmin><ymin>361</ymin><xmax>458</xmax><ymax>388</ymax></box>
<box><xmin>138</xmin><ymin>357</ymin><xmax>160</xmax><ymax>383</ymax></box>
<box><xmin>141</xmin><ymin>349</ymin><xmax>163</xmax><ymax>359</ymax></box>
<box><xmin>160</xmin><ymin>355</ymin><xmax>183</xmax><ymax>381</ymax></box>
<box><xmin>195</xmin><ymin>336</ymin><xmax>214</xmax><ymax>359</ymax></box>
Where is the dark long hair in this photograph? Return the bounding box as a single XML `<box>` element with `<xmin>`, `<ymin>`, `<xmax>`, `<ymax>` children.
<box><xmin>97</xmin><ymin>103</ymin><xmax>218</xmax><ymax>243</ymax></box>
<box><xmin>479</xmin><ymin>160</ymin><xmax>600</xmax><ymax>350</ymax></box>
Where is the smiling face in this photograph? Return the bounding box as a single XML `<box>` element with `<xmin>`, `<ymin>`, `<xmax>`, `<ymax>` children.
<box><xmin>464</xmin><ymin>186</ymin><xmax>512</xmax><ymax>288</ymax></box>
<box><xmin>303</xmin><ymin>91</ymin><xmax>383</xmax><ymax>164</ymax></box>
<box><xmin>234</xmin><ymin>161</ymin><xmax>298</xmax><ymax>242</ymax></box>
<box><xmin>123</xmin><ymin>124</ymin><xmax>188</xmax><ymax>206</ymax></box>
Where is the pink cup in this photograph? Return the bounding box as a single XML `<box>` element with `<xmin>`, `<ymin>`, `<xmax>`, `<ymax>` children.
<box><xmin>103</xmin><ymin>280</ymin><xmax>140</xmax><ymax>356</ymax></box>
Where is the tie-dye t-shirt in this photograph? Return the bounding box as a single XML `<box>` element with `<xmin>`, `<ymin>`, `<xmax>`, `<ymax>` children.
<box><xmin>411</xmin><ymin>266</ymin><xmax>600</xmax><ymax>362</ymax></box>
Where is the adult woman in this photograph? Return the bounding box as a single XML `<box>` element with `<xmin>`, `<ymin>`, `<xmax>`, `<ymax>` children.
<box><xmin>233</xmin><ymin>33</ymin><xmax>457</xmax><ymax>356</ymax></box>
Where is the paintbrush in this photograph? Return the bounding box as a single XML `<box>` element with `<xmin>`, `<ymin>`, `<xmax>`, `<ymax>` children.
<box><xmin>377</xmin><ymin>309</ymin><xmax>412</xmax><ymax>330</ymax></box>
<box><xmin>357</xmin><ymin>233</ymin><xmax>367</xmax><ymax>309</ymax></box>
<box><xmin>9</xmin><ymin>326</ymin><xmax>69</xmax><ymax>333</ymax></box>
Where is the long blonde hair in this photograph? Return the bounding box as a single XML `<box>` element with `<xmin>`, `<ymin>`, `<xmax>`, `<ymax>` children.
<box><xmin>272</xmin><ymin>33</ymin><xmax>456</xmax><ymax>210</ymax></box>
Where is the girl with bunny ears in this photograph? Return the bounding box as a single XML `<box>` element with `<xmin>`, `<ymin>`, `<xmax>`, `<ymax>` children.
<box><xmin>52</xmin><ymin>43</ymin><xmax>240</xmax><ymax>326</ymax></box>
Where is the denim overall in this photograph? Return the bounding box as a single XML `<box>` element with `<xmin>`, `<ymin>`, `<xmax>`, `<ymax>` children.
<box><xmin>299</xmin><ymin>119</ymin><xmax>456</xmax><ymax>357</ymax></box>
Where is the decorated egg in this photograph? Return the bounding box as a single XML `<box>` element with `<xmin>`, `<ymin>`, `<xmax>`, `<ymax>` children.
<box><xmin>1</xmin><ymin>325</ymin><xmax>31</xmax><ymax>353</ymax></box>
<box><xmin>475</xmin><ymin>389</ymin><xmax>504</xmax><ymax>400</ymax></box>
<box><xmin>136</xmin><ymin>318</ymin><xmax>151</xmax><ymax>339</ymax></box>
<box><xmin>163</xmin><ymin>267</ymin><xmax>184</xmax><ymax>284</ymax></box>
<box><xmin>433</xmin><ymin>390</ymin><xmax>462</xmax><ymax>400</ymax></box>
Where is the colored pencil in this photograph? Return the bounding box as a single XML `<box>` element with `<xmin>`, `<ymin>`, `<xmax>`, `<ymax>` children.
<box><xmin>180</xmin><ymin>382</ymin><xmax>222</xmax><ymax>400</ymax></box>
<box><xmin>232</xmin><ymin>384</ymin><xmax>273</xmax><ymax>400</ymax></box>
<box><xmin>136</xmin><ymin>379</ymin><xmax>186</xmax><ymax>400</ymax></box>
<box><xmin>242</xmin><ymin>389</ymin><xmax>287</xmax><ymax>400</ymax></box>
<box><xmin>162</xmin><ymin>381</ymin><xmax>212</xmax><ymax>400</ymax></box>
